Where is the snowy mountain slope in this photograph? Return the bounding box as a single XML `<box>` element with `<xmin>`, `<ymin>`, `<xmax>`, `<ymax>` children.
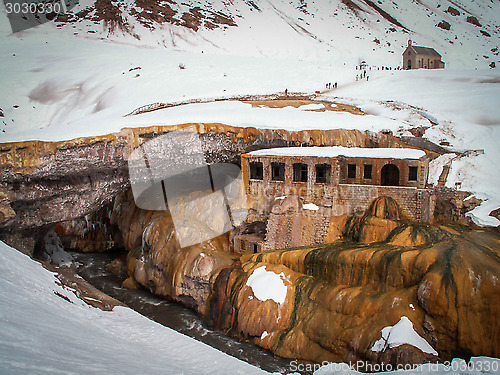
<box><xmin>5</xmin><ymin>0</ymin><xmax>499</xmax><ymax>67</ymax></box>
<box><xmin>0</xmin><ymin>2</ymin><xmax>499</xmax><ymax>373</ymax></box>
<box><xmin>0</xmin><ymin>241</ymin><xmax>268</xmax><ymax>374</ymax></box>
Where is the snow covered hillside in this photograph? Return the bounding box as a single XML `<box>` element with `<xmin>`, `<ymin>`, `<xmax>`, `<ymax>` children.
<box><xmin>4</xmin><ymin>0</ymin><xmax>499</xmax><ymax>68</ymax></box>
<box><xmin>0</xmin><ymin>241</ymin><xmax>268</xmax><ymax>374</ymax></box>
<box><xmin>1</xmin><ymin>2</ymin><xmax>499</xmax><ymax>227</ymax></box>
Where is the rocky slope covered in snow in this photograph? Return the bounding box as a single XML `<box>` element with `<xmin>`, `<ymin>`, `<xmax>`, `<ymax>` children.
<box><xmin>30</xmin><ymin>0</ymin><xmax>500</xmax><ymax>68</ymax></box>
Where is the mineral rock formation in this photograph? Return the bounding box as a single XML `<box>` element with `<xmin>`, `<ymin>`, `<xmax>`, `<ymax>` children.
<box><xmin>206</xmin><ymin>197</ymin><xmax>500</xmax><ymax>367</ymax></box>
<box><xmin>111</xmin><ymin>189</ymin><xmax>236</xmax><ymax>313</ymax></box>
<box><xmin>54</xmin><ymin>203</ymin><xmax>120</xmax><ymax>252</ymax></box>
<box><xmin>108</xmin><ymin>190</ymin><xmax>499</xmax><ymax>368</ymax></box>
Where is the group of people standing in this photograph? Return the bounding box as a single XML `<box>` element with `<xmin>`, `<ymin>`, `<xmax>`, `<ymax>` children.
<box><xmin>356</xmin><ymin>69</ymin><xmax>369</xmax><ymax>81</ymax></box>
<box><xmin>326</xmin><ymin>82</ymin><xmax>338</xmax><ymax>89</ymax></box>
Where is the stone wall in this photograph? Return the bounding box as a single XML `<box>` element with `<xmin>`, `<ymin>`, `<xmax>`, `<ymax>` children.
<box><xmin>237</xmin><ymin>184</ymin><xmax>480</xmax><ymax>252</ymax></box>
<box><xmin>335</xmin><ymin>184</ymin><xmax>433</xmax><ymax>222</ymax></box>
<box><xmin>254</xmin><ymin>185</ymin><xmax>432</xmax><ymax>251</ymax></box>
<box><xmin>262</xmin><ymin>196</ymin><xmax>332</xmax><ymax>250</ymax></box>
<box><xmin>239</xmin><ymin>150</ymin><xmax>437</xmax><ymax>251</ymax></box>
<box><xmin>242</xmin><ymin>151</ymin><xmax>430</xmax><ymax>223</ymax></box>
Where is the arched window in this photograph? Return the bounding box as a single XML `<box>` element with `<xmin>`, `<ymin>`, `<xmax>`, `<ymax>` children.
<box><xmin>381</xmin><ymin>164</ymin><xmax>400</xmax><ymax>186</ymax></box>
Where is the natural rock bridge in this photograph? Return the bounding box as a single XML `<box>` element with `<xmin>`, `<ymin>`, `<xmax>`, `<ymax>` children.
<box><xmin>0</xmin><ymin>123</ymin><xmax>400</xmax><ymax>241</ymax></box>
<box><xmin>1</xmin><ymin>121</ymin><xmax>498</xmax><ymax>370</ymax></box>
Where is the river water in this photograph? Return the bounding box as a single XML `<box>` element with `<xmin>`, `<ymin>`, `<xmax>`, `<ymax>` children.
<box><xmin>71</xmin><ymin>250</ymin><xmax>307</xmax><ymax>374</ymax></box>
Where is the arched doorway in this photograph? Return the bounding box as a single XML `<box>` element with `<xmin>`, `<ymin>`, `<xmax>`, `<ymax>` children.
<box><xmin>407</xmin><ymin>60</ymin><xmax>412</xmax><ymax>70</ymax></box>
<box><xmin>381</xmin><ymin>164</ymin><xmax>400</xmax><ymax>186</ymax></box>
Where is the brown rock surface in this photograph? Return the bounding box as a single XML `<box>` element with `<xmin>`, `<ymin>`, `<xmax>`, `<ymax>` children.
<box><xmin>112</xmin><ymin>189</ymin><xmax>236</xmax><ymax>313</ymax></box>
<box><xmin>324</xmin><ymin>214</ymin><xmax>348</xmax><ymax>243</ymax></box>
<box><xmin>206</xmin><ymin>198</ymin><xmax>500</xmax><ymax>367</ymax></box>
<box><xmin>54</xmin><ymin>203</ymin><xmax>121</xmax><ymax>252</ymax></box>
<box><xmin>209</xmin><ymin>224</ymin><xmax>500</xmax><ymax>367</ymax></box>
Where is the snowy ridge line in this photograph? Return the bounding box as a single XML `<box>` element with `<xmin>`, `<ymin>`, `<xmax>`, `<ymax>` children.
<box><xmin>124</xmin><ymin>92</ymin><xmax>313</xmax><ymax>116</ymax></box>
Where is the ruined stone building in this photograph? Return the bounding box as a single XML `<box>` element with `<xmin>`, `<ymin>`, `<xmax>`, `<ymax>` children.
<box><xmin>235</xmin><ymin>146</ymin><xmax>433</xmax><ymax>253</ymax></box>
<box><xmin>403</xmin><ymin>40</ymin><xmax>445</xmax><ymax>70</ymax></box>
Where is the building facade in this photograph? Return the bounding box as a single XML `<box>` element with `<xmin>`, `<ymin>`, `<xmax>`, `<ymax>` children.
<box><xmin>403</xmin><ymin>40</ymin><xmax>445</xmax><ymax>70</ymax></box>
<box><xmin>235</xmin><ymin>147</ymin><xmax>433</xmax><ymax>253</ymax></box>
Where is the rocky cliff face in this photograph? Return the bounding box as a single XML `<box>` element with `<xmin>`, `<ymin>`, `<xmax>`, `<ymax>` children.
<box><xmin>0</xmin><ymin>122</ymin><xmax>397</xmax><ymax>241</ymax></box>
<box><xmin>111</xmin><ymin>189</ymin><xmax>236</xmax><ymax>312</ymax></box>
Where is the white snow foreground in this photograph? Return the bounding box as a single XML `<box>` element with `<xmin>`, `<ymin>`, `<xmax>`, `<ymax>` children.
<box><xmin>0</xmin><ymin>241</ymin><xmax>268</xmax><ymax>375</ymax></box>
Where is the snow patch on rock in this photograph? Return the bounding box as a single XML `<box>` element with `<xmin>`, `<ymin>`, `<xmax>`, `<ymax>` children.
<box><xmin>371</xmin><ymin>316</ymin><xmax>438</xmax><ymax>356</ymax></box>
<box><xmin>246</xmin><ymin>266</ymin><xmax>288</xmax><ymax>305</ymax></box>
<box><xmin>303</xmin><ymin>203</ymin><xmax>319</xmax><ymax>211</ymax></box>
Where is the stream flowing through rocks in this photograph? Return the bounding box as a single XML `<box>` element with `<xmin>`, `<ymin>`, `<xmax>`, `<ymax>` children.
<box><xmin>70</xmin><ymin>250</ymin><xmax>305</xmax><ymax>374</ymax></box>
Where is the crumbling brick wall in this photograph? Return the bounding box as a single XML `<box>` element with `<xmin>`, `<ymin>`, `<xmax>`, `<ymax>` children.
<box><xmin>240</xmin><ymin>150</ymin><xmax>441</xmax><ymax>250</ymax></box>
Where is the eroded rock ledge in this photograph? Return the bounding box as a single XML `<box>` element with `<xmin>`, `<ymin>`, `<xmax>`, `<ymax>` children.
<box><xmin>0</xmin><ymin>123</ymin><xmax>400</xmax><ymax>235</ymax></box>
